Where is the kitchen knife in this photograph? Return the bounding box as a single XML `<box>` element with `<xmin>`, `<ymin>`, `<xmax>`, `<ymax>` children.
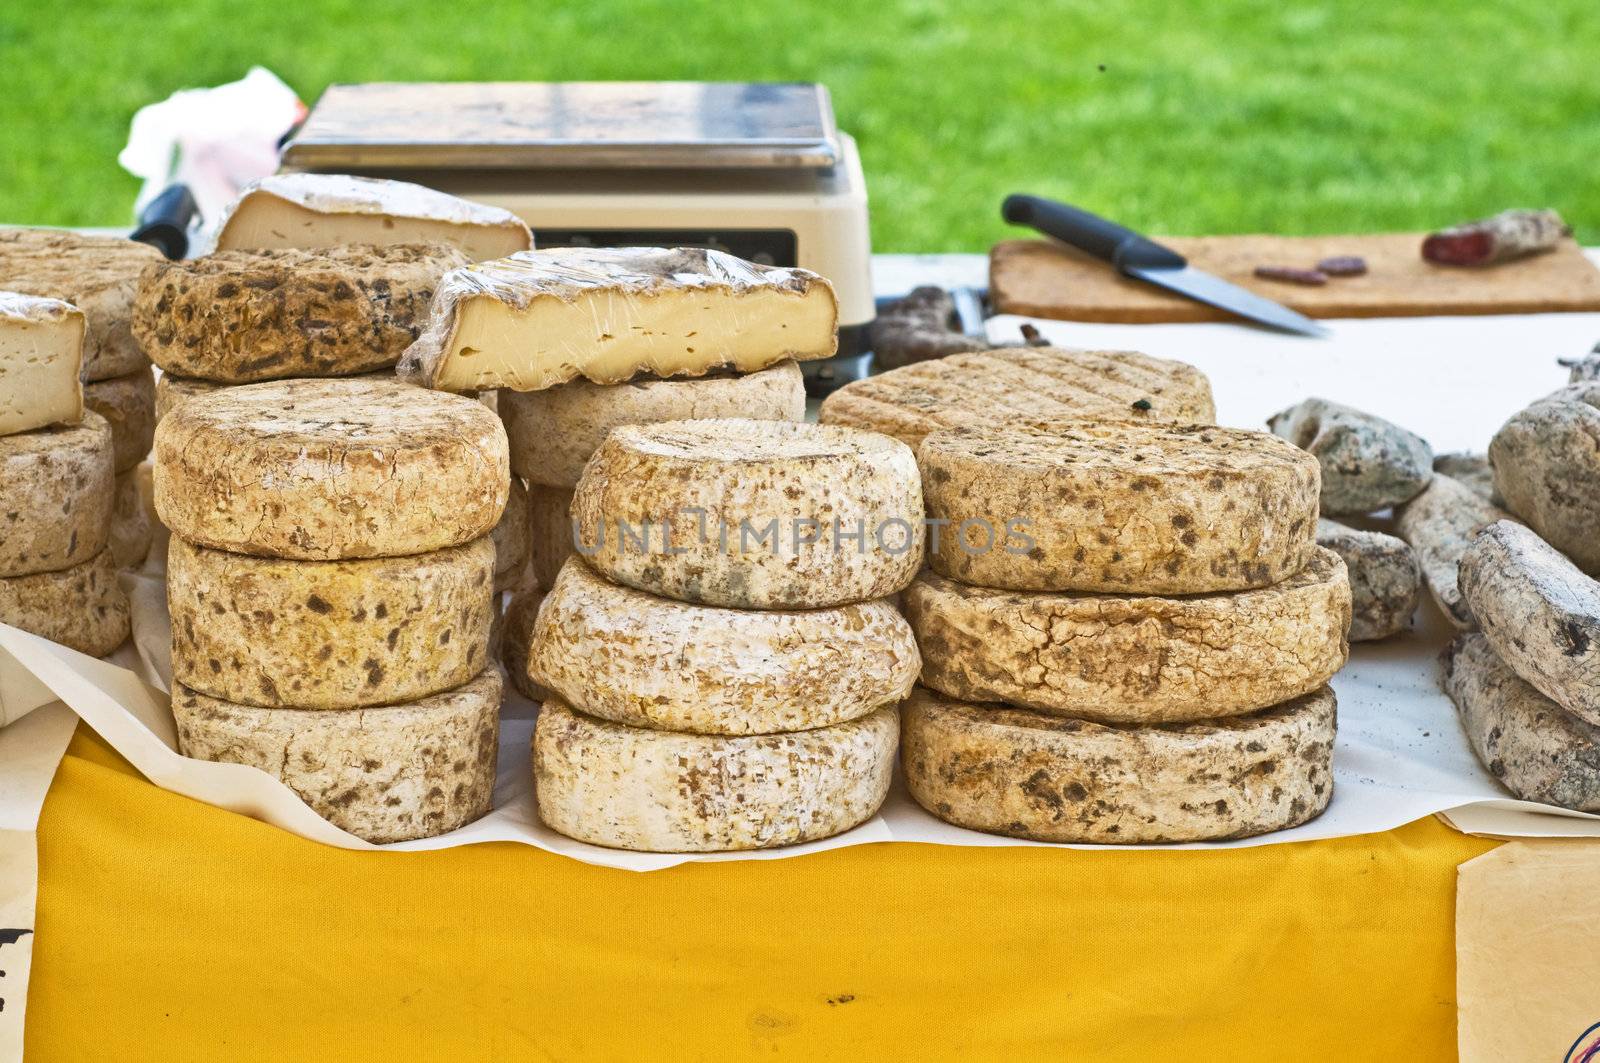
<box><xmin>1001</xmin><ymin>195</ymin><xmax>1329</xmax><ymax>337</ymax></box>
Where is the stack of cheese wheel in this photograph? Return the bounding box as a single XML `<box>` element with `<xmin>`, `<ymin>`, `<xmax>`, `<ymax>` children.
<box><xmin>1</xmin><ymin>230</ymin><xmax>164</xmax><ymax>570</ymax></box>
<box><xmin>154</xmin><ymin>377</ymin><xmax>511</xmax><ymax>843</ymax></box>
<box><xmin>495</xmin><ymin>363</ymin><xmax>809</xmax><ymax>694</ymax></box>
<box><xmin>525</xmin><ymin>419</ymin><xmax>925</xmax><ymax>852</ymax></box>
<box><xmin>0</xmin><ymin>291</ymin><xmax>131</xmax><ymax>654</ymax></box>
<box><xmin>137</xmin><ymin>174</ymin><xmax>537</xmax><ymax>600</ymax></box>
<box><xmin>902</xmin><ymin>421</ymin><xmax>1352</xmax><ymax>843</ymax></box>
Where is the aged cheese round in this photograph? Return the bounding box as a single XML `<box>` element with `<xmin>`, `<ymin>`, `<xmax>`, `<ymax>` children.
<box><xmin>84</xmin><ymin>366</ymin><xmax>156</xmax><ymax>473</ymax></box>
<box><xmin>533</xmin><ymin>699</ymin><xmax>897</xmax><ymax>852</ymax></box>
<box><xmin>572</xmin><ymin>418</ymin><xmax>924</xmax><ymax>608</ymax></box>
<box><xmin>526</xmin><ymin>484</ymin><xmax>575</xmax><ymax>590</ymax></box>
<box><xmin>530</xmin><ymin>556</ymin><xmax>919</xmax><ymax>734</ymax></box>
<box><xmin>902</xmin><ymin>685</ymin><xmax>1337</xmax><ymax>844</ymax></box>
<box><xmin>169</xmin><ymin>535</ymin><xmax>494</xmax><ymax>710</ymax></box>
<box><xmin>0</xmin><ymin>412</ymin><xmax>113</xmax><ymax>577</ymax></box>
<box><xmin>905</xmin><ymin>547</ymin><xmax>1350</xmax><ymax>724</ymax></box>
<box><xmin>173</xmin><ymin>668</ymin><xmax>501</xmax><ymax>843</ymax></box>
<box><xmin>154</xmin><ymin>377</ymin><xmax>509</xmax><ymax>560</ymax></box>
<box><xmin>490</xmin><ymin>478</ymin><xmax>530</xmax><ymax>591</ymax></box>
<box><xmin>133</xmin><ymin>245</ymin><xmax>470</xmax><ymax>384</ymax></box>
<box><xmin>920</xmin><ymin>421</ymin><xmax>1321</xmax><ymax>594</ymax></box>
<box><xmin>0</xmin><ymin>228</ymin><xmax>161</xmax><ymax>381</ymax></box>
<box><xmin>0</xmin><ymin>550</ymin><xmax>130</xmax><ymax>656</ymax></box>
<box><xmin>499</xmin><ymin>588</ymin><xmax>550</xmax><ymax>702</ymax></box>
<box><xmin>500</xmin><ymin>361</ymin><xmax>807</xmax><ymax>488</ymax></box>
<box><xmin>109</xmin><ymin>469</ymin><xmax>153</xmax><ymax>569</ymax></box>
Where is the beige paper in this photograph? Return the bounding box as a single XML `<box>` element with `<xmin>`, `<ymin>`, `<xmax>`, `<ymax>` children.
<box><xmin>1458</xmin><ymin>841</ymin><xmax>1600</xmax><ymax>1062</ymax></box>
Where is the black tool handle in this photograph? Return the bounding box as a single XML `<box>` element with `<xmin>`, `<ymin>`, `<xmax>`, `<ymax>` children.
<box><xmin>1002</xmin><ymin>194</ymin><xmax>1185</xmax><ymax>272</ymax></box>
<box><xmin>131</xmin><ymin>183</ymin><xmax>198</xmax><ymax>259</ymax></box>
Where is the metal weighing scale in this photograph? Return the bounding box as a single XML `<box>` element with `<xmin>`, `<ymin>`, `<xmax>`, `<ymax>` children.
<box><xmin>280</xmin><ymin>81</ymin><xmax>876</xmax><ymax>392</ymax></box>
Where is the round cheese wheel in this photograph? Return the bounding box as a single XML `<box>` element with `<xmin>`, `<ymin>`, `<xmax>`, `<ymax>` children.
<box><xmin>168</xmin><ymin>535</ymin><xmax>494</xmax><ymax>710</ymax></box>
<box><xmin>919</xmin><ymin>421</ymin><xmax>1320</xmax><ymax>594</ymax></box>
<box><xmin>173</xmin><ymin>668</ymin><xmax>501</xmax><ymax>843</ymax></box>
<box><xmin>133</xmin><ymin>245</ymin><xmax>469</xmax><ymax>384</ymax></box>
<box><xmin>0</xmin><ymin>550</ymin><xmax>130</xmax><ymax>656</ymax></box>
<box><xmin>530</xmin><ymin>556</ymin><xmax>919</xmax><ymax>734</ymax></box>
<box><xmin>490</xmin><ymin>478</ymin><xmax>530</xmax><ymax>592</ymax></box>
<box><xmin>499</xmin><ymin>587</ymin><xmax>550</xmax><ymax>702</ymax></box>
<box><xmin>902</xmin><ymin>685</ymin><xmax>1336</xmax><ymax>843</ymax></box>
<box><xmin>533</xmin><ymin>699</ymin><xmax>897</xmax><ymax>852</ymax></box>
<box><xmin>154</xmin><ymin>377</ymin><xmax>509</xmax><ymax>560</ymax></box>
<box><xmin>500</xmin><ymin>361</ymin><xmax>807</xmax><ymax>488</ymax></box>
<box><xmin>0</xmin><ymin>229</ymin><xmax>161</xmax><ymax>381</ymax></box>
<box><xmin>526</xmin><ymin>484</ymin><xmax>575</xmax><ymax>591</ymax></box>
<box><xmin>108</xmin><ymin>469</ymin><xmax>153</xmax><ymax>570</ymax></box>
<box><xmin>84</xmin><ymin>366</ymin><xmax>156</xmax><ymax>473</ymax></box>
<box><xmin>906</xmin><ymin>547</ymin><xmax>1350</xmax><ymax>724</ymax></box>
<box><xmin>572</xmin><ymin>418</ymin><xmax>924</xmax><ymax>608</ymax></box>
<box><xmin>0</xmin><ymin>413</ymin><xmax>113</xmax><ymax>577</ymax></box>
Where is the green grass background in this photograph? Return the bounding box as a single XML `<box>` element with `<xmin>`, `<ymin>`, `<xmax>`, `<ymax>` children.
<box><xmin>2</xmin><ymin>0</ymin><xmax>1597</xmax><ymax>249</ymax></box>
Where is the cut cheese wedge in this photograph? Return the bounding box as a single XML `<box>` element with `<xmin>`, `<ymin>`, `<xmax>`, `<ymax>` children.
<box><xmin>533</xmin><ymin>699</ymin><xmax>897</xmax><ymax>852</ymax></box>
<box><xmin>905</xmin><ymin>548</ymin><xmax>1350</xmax><ymax>724</ymax></box>
<box><xmin>902</xmin><ymin>685</ymin><xmax>1336</xmax><ymax>843</ymax></box>
<box><xmin>0</xmin><ymin>412</ymin><xmax>113</xmax><ymax>577</ymax></box>
<box><xmin>399</xmin><ymin>247</ymin><xmax>838</xmax><ymax>392</ymax></box>
<box><xmin>216</xmin><ymin>173</ymin><xmax>532</xmax><ymax>262</ymax></box>
<box><xmin>173</xmin><ymin>669</ymin><xmax>501</xmax><ymax>843</ymax></box>
<box><xmin>530</xmin><ymin>556</ymin><xmax>919</xmax><ymax>735</ymax></box>
<box><xmin>168</xmin><ymin>535</ymin><xmax>495</xmax><ymax>710</ymax></box>
<box><xmin>0</xmin><ymin>291</ymin><xmax>84</xmax><ymax>437</ymax></box>
<box><xmin>154</xmin><ymin>377</ymin><xmax>509</xmax><ymax>561</ymax></box>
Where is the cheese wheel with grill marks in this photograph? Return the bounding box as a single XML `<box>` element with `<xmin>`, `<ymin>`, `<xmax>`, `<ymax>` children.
<box><xmin>173</xmin><ymin>669</ymin><xmax>500</xmax><ymax>843</ymax></box>
<box><xmin>0</xmin><ymin>412</ymin><xmax>113</xmax><ymax>577</ymax></box>
<box><xmin>533</xmin><ymin>699</ymin><xmax>897</xmax><ymax>852</ymax></box>
<box><xmin>902</xmin><ymin>685</ymin><xmax>1336</xmax><ymax>844</ymax></box>
<box><xmin>572</xmin><ymin>418</ymin><xmax>924</xmax><ymax>608</ymax></box>
<box><xmin>920</xmin><ymin>421</ymin><xmax>1320</xmax><ymax>594</ymax></box>
<box><xmin>154</xmin><ymin>377</ymin><xmax>509</xmax><ymax>560</ymax></box>
<box><xmin>529</xmin><ymin>556</ymin><xmax>919</xmax><ymax>734</ymax></box>
<box><xmin>905</xmin><ymin>547</ymin><xmax>1350</xmax><ymax>723</ymax></box>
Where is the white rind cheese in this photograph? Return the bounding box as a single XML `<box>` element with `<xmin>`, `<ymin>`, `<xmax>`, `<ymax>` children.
<box><xmin>499</xmin><ymin>361</ymin><xmax>808</xmax><ymax>488</ymax></box>
<box><xmin>499</xmin><ymin>588</ymin><xmax>550</xmax><ymax>702</ymax></box>
<box><xmin>398</xmin><ymin>247</ymin><xmax>839</xmax><ymax>393</ymax></box>
<box><xmin>154</xmin><ymin>378</ymin><xmax>509</xmax><ymax>560</ymax></box>
<box><xmin>0</xmin><ymin>229</ymin><xmax>161</xmax><ymax>381</ymax></box>
<box><xmin>530</xmin><ymin>557</ymin><xmax>920</xmax><ymax>734</ymax></box>
<box><xmin>0</xmin><ymin>549</ymin><xmax>130</xmax><ymax>656</ymax></box>
<box><xmin>572</xmin><ymin>418</ymin><xmax>924</xmax><ymax>608</ymax></box>
<box><xmin>490</xmin><ymin>478</ymin><xmax>531</xmax><ymax>591</ymax></box>
<box><xmin>109</xmin><ymin>469</ymin><xmax>153</xmax><ymax>569</ymax></box>
<box><xmin>526</xmin><ymin>484</ymin><xmax>575</xmax><ymax>590</ymax></box>
<box><xmin>919</xmin><ymin>421</ymin><xmax>1321</xmax><ymax>594</ymax></box>
<box><xmin>533</xmin><ymin>699</ymin><xmax>898</xmax><ymax>852</ymax></box>
<box><xmin>83</xmin><ymin>366</ymin><xmax>156</xmax><ymax>473</ymax></box>
<box><xmin>173</xmin><ymin>668</ymin><xmax>501</xmax><ymax>843</ymax></box>
<box><xmin>216</xmin><ymin>174</ymin><xmax>533</xmax><ymax>262</ymax></box>
<box><xmin>0</xmin><ymin>412</ymin><xmax>113</xmax><ymax>577</ymax></box>
<box><xmin>168</xmin><ymin>535</ymin><xmax>495</xmax><ymax>710</ymax></box>
<box><xmin>0</xmin><ymin>291</ymin><xmax>84</xmax><ymax>437</ymax></box>
<box><xmin>902</xmin><ymin>685</ymin><xmax>1337</xmax><ymax>843</ymax></box>
<box><xmin>905</xmin><ymin>548</ymin><xmax>1350</xmax><ymax>724</ymax></box>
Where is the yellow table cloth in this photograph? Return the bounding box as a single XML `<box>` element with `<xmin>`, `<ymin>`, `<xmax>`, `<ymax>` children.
<box><xmin>26</xmin><ymin>727</ymin><xmax>1496</xmax><ymax>1061</ymax></box>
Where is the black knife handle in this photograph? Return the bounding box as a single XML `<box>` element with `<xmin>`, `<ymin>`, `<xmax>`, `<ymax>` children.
<box><xmin>1002</xmin><ymin>194</ymin><xmax>1185</xmax><ymax>272</ymax></box>
<box><xmin>131</xmin><ymin>183</ymin><xmax>198</xmax><ymax>260</ymax></box>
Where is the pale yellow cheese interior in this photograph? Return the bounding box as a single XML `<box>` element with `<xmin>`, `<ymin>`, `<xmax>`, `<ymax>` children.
<box><xmin>439</xmin><ymin>287</ymin><xmax>836</xmax><ymax>392</ymax></box>
<box><xmin>0</xmin><ymin>310</ymin><xmax>84</xmax><ymax>437</ymax></box>
<box><xmin>217</xmin><ymin>195</ymin><xmax>530</xmax><ymax>262</ymax></box>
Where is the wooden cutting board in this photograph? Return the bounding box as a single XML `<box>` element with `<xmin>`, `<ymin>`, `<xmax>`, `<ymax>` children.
<box><xmin>990</xmin><ymin>233</ymin><xmax>1600</xmax><ymax>322</ymax></box>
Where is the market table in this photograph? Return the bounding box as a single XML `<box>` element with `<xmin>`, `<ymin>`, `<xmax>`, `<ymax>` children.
<box><xmin>13</xmin><ymin>253</ymin><xmax>1600</xmax><ymax>1060</ymax></box>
